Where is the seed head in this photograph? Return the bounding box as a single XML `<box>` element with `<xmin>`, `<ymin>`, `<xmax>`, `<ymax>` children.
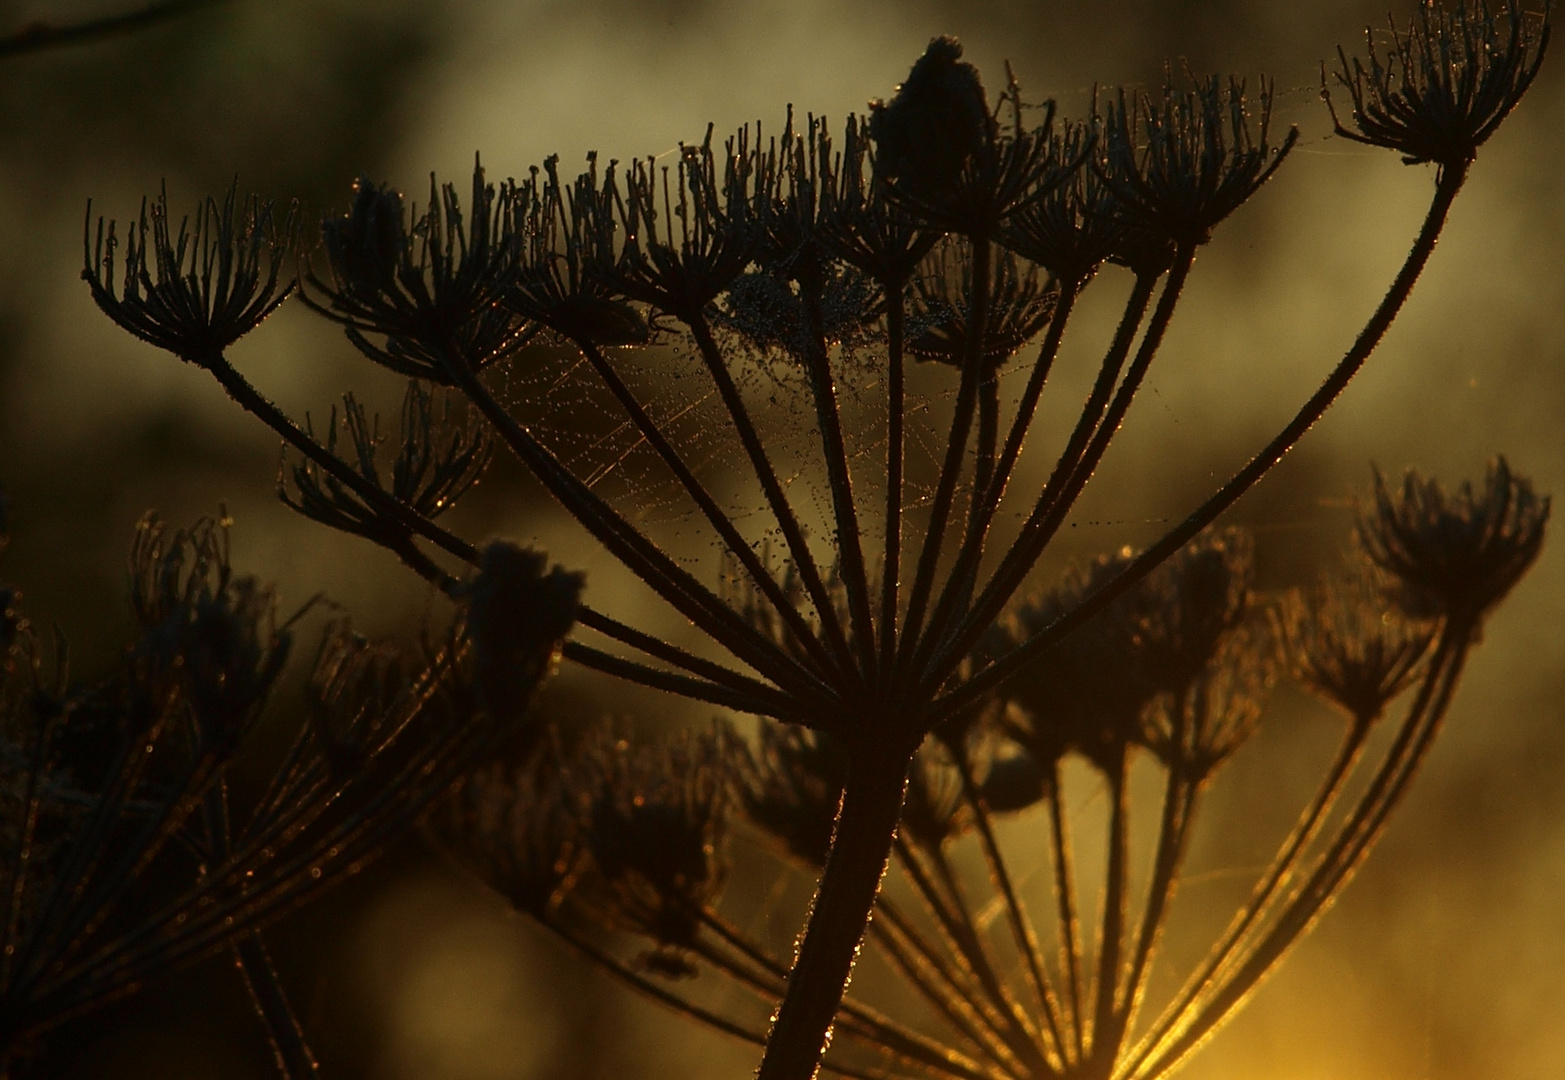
<box><xmin>83</xmin><ymin>184</ymin><xmax>295</xmax><ymax>366</ymax></box>
<box><xmin>908</xmin><ymin>244</ymin><xmax>1058</xmax><ymax>368</ymax></box>
<box><xmin>1280</xmin><ymin>574</ymin><xmax>1435</xmax><ymax>724</ymax></box>
<box><xmin>1102</xmin><ymin>74</ymin><xmax>1297</xmax><ymax>248</ymax></box>
<box><xmin>1324</xmin><ymin>0</ymin><xmax>1552</xmax><ymax>167</ymax></box>
<box><xmin>870</xmin><ymin>38</ymin><xmax>1069</xmax><ymax>235</ymax></box>
<box><xmin>507</xmin><ymin>155</ymin><xmax>651</xmax><ymax>347</ymax></box>
<box><xmin>458</xmin><ymin>542</ymin><xmax>584</xmax><ymax>724</ymax></box>
<box><xmin>579</xmin><ymin>724</ymin><xmax>731</xmax><ymax>953</ymax></box>
<box><xmin>733</xmin><ymin>722</ymin><xmax>846</xmax><ymax>868</ymax></box>
<box><xmin>1357</xmin><ymin>456</ymin><xmax>1549</xmax><ymax>623</ymax></box>
<box><xmin>306</xmin><ymin>160</ymin><xmax>535</xmax><ymax>383</ymax></box>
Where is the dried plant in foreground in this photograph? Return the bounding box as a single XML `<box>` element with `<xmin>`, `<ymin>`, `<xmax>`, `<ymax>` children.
<box><xmin>0</xmin><ymin>509</ymin><xmax>579</xmax><ymax>1076</ymax></box>
<box><xmin>84</xmin><ymin>2</ymin><xmax>1550</xmax><ymax>1076</ymax></box>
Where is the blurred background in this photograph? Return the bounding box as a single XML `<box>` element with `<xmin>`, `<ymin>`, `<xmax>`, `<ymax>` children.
<box><xmin>0</xmin><ymin>0</ymin><xmax>1561</xmax><ymax>1077</ymax></box>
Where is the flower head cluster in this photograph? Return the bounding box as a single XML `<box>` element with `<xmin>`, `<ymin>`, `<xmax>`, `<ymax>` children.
<box><xmin>83</xmin><ymin>184</ymin><xmax>294</xmax><ymax>365</ymax></box>
<box><xmin>1325</xmin><ymin>0</ymin><xmax>1552</xmax><ymax>166</ymax></box>
<box><xmin>1102</xmin><ymin>74</ymin><xmax>1298</xmax><ymax>249</ymax></box>
<box><xmin>305</xmin><ymin>163</ymin><xmax>535</xmax><ymax>382</ymax></box>
<box><xmin>1358</xmin><ymin>456</ymin><xmax>1549</xmax><ymax>622</ymax></box>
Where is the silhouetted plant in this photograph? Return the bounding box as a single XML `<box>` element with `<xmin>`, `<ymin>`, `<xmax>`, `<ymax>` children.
<box><xmin>0</xmin><ymin>508</ymin><xmax>578</xmax><ymax>1076</ymax></box>
<box><xmin>438</xmin><ymin>471</ymin><xmax>1544</xmax><ymax>1080</ymax></box>
<box><xmin>83</xmin><ymin>2</ymin><xmax>1551</xmax><ymax>1077</ymax></box>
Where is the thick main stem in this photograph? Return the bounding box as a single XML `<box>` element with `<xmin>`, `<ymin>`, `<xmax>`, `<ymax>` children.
<box><xmin>757</xmin><ymin>742</ymin><xmax>913</xmax><ymax>1080</ymax></box>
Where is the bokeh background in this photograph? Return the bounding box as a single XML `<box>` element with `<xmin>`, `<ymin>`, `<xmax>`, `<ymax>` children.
<box><xmin>0</xmin><ymin>0</ymin><xmax>1562</xmax><ymax>1077</ymax></box>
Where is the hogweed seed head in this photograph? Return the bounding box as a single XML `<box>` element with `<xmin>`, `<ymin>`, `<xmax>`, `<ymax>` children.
<box><xmin>908</xmin><ymin>244</ymin><xmax>1058</xmax><ymax>368</ymax></box>
<box><xmin>870</xmin><ymin>36</ymin><xmax>1067</xmax><ymax>235</ymax></box>
<box><xmin>83</xmin><ymin>183</ymin><xmax>295</xmax><ymax>365</ymax></box>
<box><xmin>733</xmin><ymin>722</ymin><xmax>846</xmax><ymax>868</ymax></box>
<box><xmin>1357</xmin><ymin>456</ymin><xmax>1549</xmax><ymax>623</ymax></box>
<box><xmin>305</xmin><ymin>159</ymin><xmax>534</xmax><ymax>383</ymax></box>
<box><xmin>1102</xmin><ymin>73</ymin><xmax>1297</xmax><ymax>249</ymax></box>
<box><xmin>579</xmin><ymin>724</ymin><xmax>732</xmax><ymax>954</ymax></box>
<box><xmin>1280</xmin><ymin>574</ymin><xmax>1435</xmax><ymax>725</ymax></box>
<box><xmin>458</xmin><ymin>542</ymin><xmax>584</xmax><ymax>724</ymax></box>
<box><xmin>1324</xmin><ymin>0</ymin><xmax>1552</xmax><ymax>167</ymax></box>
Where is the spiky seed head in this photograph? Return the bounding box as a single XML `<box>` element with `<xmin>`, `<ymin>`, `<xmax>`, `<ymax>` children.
<box><xmin>1280</xmin><ymin>574</ymin><xmax>1435</xmax><ymax>724</ymax></box>
<box><xmin>1102</xmin><ymin>75</ymin><xmax>1297</xmax><ymax>248</ymax></box>
<box><xmin>83</xmin><ymin>185</ymin><xmax>296</xmax><ymax>365</ymax></box>
<box><xmin>460</xmin><ymin>542</ymin><xmax>584</xmax><ymax>723</ymax></box>
<box><xmin>1324</xmin><ymin>0</ymin><xmax>1552</xmax><ymax>167</ymax></box>
<box><xmin>322</xmin><ymin>177</ymin><xmax>408</xmax><ymax>299</ymax></box>
<box><xmin>1357</xmin><ymin>456</ymin><xmax>1549</xmax><ymax>623</ymax></box>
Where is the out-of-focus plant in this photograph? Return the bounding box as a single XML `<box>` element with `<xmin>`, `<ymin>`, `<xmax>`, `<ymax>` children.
<box><xmin>0</xmin><ymin>506</ymin><xmax>579</xmax><ymax>1076</ymax></box>
<box><xmin>83</xmin><ymin>1</ymin><xmax>1550</xmax><ymax>1077</ymax></box>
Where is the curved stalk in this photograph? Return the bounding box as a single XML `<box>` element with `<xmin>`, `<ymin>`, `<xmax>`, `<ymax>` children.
<box><xmin>935</xmin><ymin>162</ymin><xmax>1471</xmax><ymax>722</ymax></box>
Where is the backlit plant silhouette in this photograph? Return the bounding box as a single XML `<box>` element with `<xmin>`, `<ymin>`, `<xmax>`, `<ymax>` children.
<box><xmin>0</xmin><ymin>510</ymin><xmax>580</xmax><ymax>1076</ymax></box>
<box><xmin>82</xmin><ymin>1</ymin><xmax>1551</xmax><ymax>1077</ymax></box>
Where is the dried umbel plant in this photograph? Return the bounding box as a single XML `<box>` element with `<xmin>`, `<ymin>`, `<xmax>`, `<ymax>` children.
<box><xmin>85</xmin><ymin>3</ymin><xmax>1549</xmax><ymax>1077</ymax></box>
<box><xmin>0</xmin><ymin>508</ymin><xmax>578</xmax><ymax>1076</ymax></box>
<box><xmin>438</xmin><ymin>471</ymin><xmax>1544</xmax><ymax>1080</ymax></box>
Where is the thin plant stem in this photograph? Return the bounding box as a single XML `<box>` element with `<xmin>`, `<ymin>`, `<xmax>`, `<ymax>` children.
<box><xmin>233</xmin><ymin>934</ymin><xmax>320</xmax><ymax>1079</ymax></box>
<box><xmin>935</xmin><ymin>250</ymin><xmax>1196</xmax><ymax>698</ymax></box>
<box><xmin>1133</xmin><ymin>624</ymin><xmax>1472</xmax><ymax>1080</ymax></box>
<box><xmin>867</xmin><ymin>915</ymin><xmax>1029</xmax><ymax>1078</ymax></box>
<box><xmin>954</xmin><ymin>749</ymin><xmax>1071</xmax><ymax>1063</ymax></box>
<box><xmin>1047</xmin><ymin>765</ymin><xmax>1086</xmax><ymax>1061</ymax></box>
<box><xmin>873</xmin><ymin>894</ymin><xmax>1023</xmax><ymax>1060</ymax></box>
<box><xmin>686</xmin><ymin>316</ymin><xmax>860</xmax><ymax>681</ymax></box>
<box><xmin>879</xmin><ymin>289</ymin><xmax>908</xmax><ymax>681</ymax></box>
<box><xmin>940</xmin><ymin>163</ymin><xmax>1471</xmax><ymax>721</ymax></box>
<box><xmin>801</xmin><ymin>285</ymin><xmax>879</xmax><ymax>677</ymax></box>
<box><xmin>915</xmin><ymin>270</ymin><xmax>1156</xmax><ymax>690</ymax></box>
<box><xmin>572</xmin><ymin>336</ymin><xmax>848</xmax><ymax>685</ymax></box>
<box><xmin>1088</xmin><ymin>751</ymin><xmax>1130</xmax><ymax>1061</ymax></box>
<box><xmin>898</xmin><ymin>235</ymin><xmax>994</xmax><ymax>676</ymax></box>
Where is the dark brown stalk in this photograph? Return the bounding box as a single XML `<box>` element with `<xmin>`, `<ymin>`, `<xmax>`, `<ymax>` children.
<box><xmin>939</xmin><ymin>163</ymin><xmax>1470</xmax><ymax>721</ymax></box>
<box><xmin>1088</xmin><ymin>751</ymin><xmax>1130</xmax><ymax>1063</ymax></box>
<box><xmin>898</xmin><ymin>236</ymin><xmax>994</xmax><ymax>676</ymax></box>
<box><xmin>1122</xmin><ymin>722</ymin><xmax>1371</xmax><ymax>1079</ymax></box>
<box><xmin>954</xmin><ymin>751</ymin><xmax>1070</xmax><ymax>1061</ymax></box>
<box><xmin>1104</xmin><ymin>767</ymin><xmax>1198</xmax><ymax>1063</ymax></box>
<box><xmin>449</xmin><ymin>359</ymin><xmax>837</xmax><ymax>709</ymax></box>
<box><xmin>561</xmin><ymin>642</ymin><xmax>792</xmax><ymax>717</ymax></box>
<box><xmin>896</xmin><ymin>838</ymin><xmax>1053</xmax><ymax>1075</ymax></box>
<box><xmin>1047</xmin><ymin>765</ymin><xmax>1086</xmax><ymax>1060</ymax></box>
<box><xmin>202</xmin><ymin>355</ymin><xmax>480</xmax><ymax>567</ymax></box>
<box><xmin>867</xmin><ymin>915</ymin><xmax>1028</xmax><ymax>1077</ymax></box>
<box><xmin>574</xmin><ymin>606</ymin><xmax>792</xmax><ymax>702</ymax></box>
<box><xmin>801</xmin><ymin>285</ymin><xmax>879</xmax><ymax>678</ymax></box>
<box><xmin>757</xmin><ymin>742</ymin><xmax>913</xmax><ymax>1080</ymax></box>
<box><xmin>915</xmin><ymin>271</ymin><xmax>1156</xmax><ymax>688</ymax></box>
<box><xmin>873</xmin><ymin>894</ymin><xmax>1023</xmax><ymax>1060</ymax></box>
<box><xmin>572</xmin><ymin>337</ymin><xmax>848</xmax><ymax>685</ymax></box>
<box><xmin>686</xmin><ymin>316</ymin><xmax>859</xmax><ymax>680</ymax></box>
<box><xmin>233</xmin><ymin>934</ymin><xmax>320</xmax><ymax>1079</ymax></box>
<box><xmin>933</xmin><ymin>252</ymin><xmax>1195</xmax><ymax>696</ymax></box>
<box><xmin>1133</xmin><ymin>622</ymin><xmax>1473</xmax><ymax>1080</ymax></box>
<box><xmin>910</xmin><ymin>281</ymin><xmax>1083</xmax><ymax>683</ymax></box>
<box><xmin>879</xmin><ymin>289</ymin><xmax>908</xmax><ymax>680</ymax></box>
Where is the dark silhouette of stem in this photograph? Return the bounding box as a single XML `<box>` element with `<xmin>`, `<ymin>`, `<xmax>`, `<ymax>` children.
<box><xmin>935</xmin><ymin>162</ymin><xmax>1470</xmax><ymax>722</ymax></box>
